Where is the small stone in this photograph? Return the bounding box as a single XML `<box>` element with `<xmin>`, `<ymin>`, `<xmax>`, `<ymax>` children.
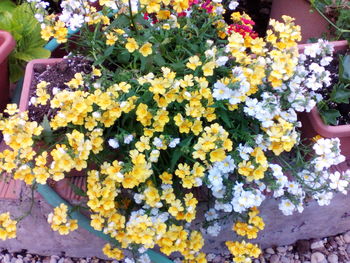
<box><xmin>343</xmin><ymin>232</ymin><xmax>350</xmax><ymax>244</ymax></box>
<box><xmin>311</xmin><ymin>252</ymin><xmax>327</xmax><ymax>263</ymax></box>
<box><xmin>4</xmin><ymin>255</ymin><xmax>11</xmax><ymax>263</ymax></box>
<box><xmin>311</xmin><ymin>240</ymin><xmax>324</xmax><ymax>250</ymax></box>
<box><xmin>212</xmin><ymin>255</ymin><xmax>223</xmax><ymax>263</ymax></box>
<box><xmin>277</xmin><ymin>246</ymin><xmax>287</xmax><ymax>253</ymax></box>
<box><xmin>296</xmin><ymin>240</ymin><xmax>310</xmax><ymax>254</ymax></box>
<box><xmin>42</xmin><ymin>257</ymin><xmax>50</xmax><ymax>263</ymax></box>
<box><xmin>295</xmin><ymin>255</ymin><xmax>299</xmax><ymax>260</ymax></box>
<box><xmin>270</xmin><ymin>255</ymin><xmax>280</xmax><ymax>263</ymax></box>
<box><xmin>280</xmin><ymin>256</ymin><xmax>290</xmax><ymax>263</ymax></box>
<box><xmin>336</xmin><ymin>236</ymin><xmax>345</xmax><ymax>246</ymax></box>
<box><xmin>15</xmin><ymin>259</ymin><xmax>23</xmax><ymax>263</ymax></box>
<box><xmin>327</xmin><ymin>253</ymin><xmax>338</xmax><ymax>263</ymax></box>
<box><xmin>57</xmin><ymin>259</ymin><xmax>64</xmax><ymax>263</ymax></box>
<box><xmin>265</xmin><ymin>248</ymin><xmax>275</xmax><ymax>254</ymax></box>
<box><xmin>253</xmin><ymin>259</ymin><xmax>260</xmax><ymax>263</ymax></box>
<box><xmin>206</xmin><ymin>254</ymin><xmax>216</xmax><ymax>261</ymax></box>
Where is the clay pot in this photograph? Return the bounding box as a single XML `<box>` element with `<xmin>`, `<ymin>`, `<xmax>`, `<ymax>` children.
<box><xmin>298</xmin><ymin>40</ymin><xmax>350</xmax><ymax>160</ymax></box>
<box><xmin>21</xmin><ymin>58</ymin><xmax>86</xmax><ymax>202</ymax></box>
<box><xmin>270</xmin><ymin>0</ymin><xmax>330</xmax><ymax>43</ymax></box>
<box><xmin>0</xmin><ymin>30</ymin><xmax>15</xmax><ymax>111</ymax></box>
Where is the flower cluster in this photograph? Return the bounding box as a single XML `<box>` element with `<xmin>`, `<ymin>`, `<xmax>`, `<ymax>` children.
<box><xmin>0</xmin><ymin>212</ymin><xmax>17</xmax><ymax>240</ymax></box>
<box><xmin>47</xmin><ymin>203</ymin><xmax>78</xmax><ymax>235</ymax></box>
<box><xmin>1</xmin><ymin>0</ymin><xmax>349</xmax><ymax>262</ymax></box>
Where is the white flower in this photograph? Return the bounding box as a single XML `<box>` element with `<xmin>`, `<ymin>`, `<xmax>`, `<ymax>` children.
<box><xmin>150</xmin><ymin>149</ymin><xmax>160</xmax><ymax>163</ymax></box>
<box><xmin>314</xmin><ymin>191</ymin><xmax>333</xmax><ymax>206</ymax></box>
<box><xmin>329</xmin><ymin>171</ymin><xmax>349</xmax><ymax>194</ymax></box>
<box><xmin>216</xmin><ymin>56</ymin><xmax>229</xmax><ymax>66</ymax></box>
<box><xmin>124</xmin><ymin>134</ymin><xmax>134</xmax><ymax>144</ymax></box>
<box><xmin>207</xmin><ymin>223</ymin><xmax>221</xmax><ymax>237</ymax></box>
<box><xmin>279</xmin><ymin>199</ymin><xmax>296</xmax><ymax>216</ymax></box>
<box><xmin>205</xmin><ymin>208</ymin><xmax>218</xmax><ymax>221</ymax></box>
<box><xmin>108</xmin><ymin>138</ymin><xmax>119</xmax><ymax>149</ymax></box>
<box><xmin>153</xmin><ymin>137</ymin><xmax>164</xmax><ymax>148</ymax></box>
<box><xmin>169</xmin><ymin>138</ymin><xmax>180</xmax><ymax>148</ymax></box>
<box><xmin>213</xmin><ymin>81</ymin><xmax>231</xmax><ymax>100</ymax></box>
<box><xmin>34</xmin><ymin>13</ymin><xmax>44</xmax><ymax>22</ymax></box>
<box><xmin>228</xmin><ymin>0</ymin><xmax>239</xmax><ymax>10</ymax></box>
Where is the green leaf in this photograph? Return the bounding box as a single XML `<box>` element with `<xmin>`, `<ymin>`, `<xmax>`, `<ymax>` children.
<box><xmin>14</xmin><ymin>48</ymin><xmax>50</xmax><ymax>62</ymax></box>
<box><xmin>68</xmin><ymin>181</ymin><xmax>87</xmax><ymax>197</ymax></box>
<box><xmin>330</xmin><ymin>83</ymin><xmax>350</xmax><ymax>104</ymax></box>
<box><xmin>41</xmin><ymin>115</ymin><xmax>54</xmax><ymax>144</ymax></box>
<box><xmin>0</xmin><ymin>0</ymin><xmax>16</xmax><ymax>13</ymax></box>
<box><xmin>116</xmin><ymin>50</ymin><xmax>131</xmax><ymax>64</ymax></box>
<box><xmin>320</xmin><ymin>109</ymin><xmax>341</xmax><ymax>125</ymax></box>
<box><xmin>170</xmin><ymin>148</ymin><xmax>183</xmax><ymax>171</ymax></box>
<box><xmin>104</xmin><ymin>45</ymin><xmax>114</xmax><ymax>57</ymax></box>
<box><xmin>153</xmin><ymin>53</ymin><xmax>166</xmax><ymax>66</ymax></box>
<box><xmin>339</xmin><ymin>55</ymin><xmax>350</xmax><ymax>83</ymax></box>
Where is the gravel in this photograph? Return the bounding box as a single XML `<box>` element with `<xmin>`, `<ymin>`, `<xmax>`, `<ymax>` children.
<box><xmin>3</xmin><ymin>231</ymin><xmax>350</xmax><ymax>262</ymax></box>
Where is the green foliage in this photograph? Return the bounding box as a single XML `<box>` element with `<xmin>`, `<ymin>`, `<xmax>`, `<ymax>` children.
<box><xmin>319</xmin><ymin>54</ymin><xmax>350</xmax><ymax>125</ymax></box>
<box><xmin>0</xmin><ymin>1</ymin><xmax>50</xmax><ymax>82</ymax></box>
<box><xmin>310</xmin><ymin>0</ymin><xmax>350</xmax><ymax>42</ymax></box>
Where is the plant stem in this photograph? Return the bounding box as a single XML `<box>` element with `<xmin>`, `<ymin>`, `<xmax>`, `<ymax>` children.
<box><xmin>16</xmin><ymin>182</ymin><xmax>37</xmax><ymax>222</ymax></box>
<box><xmin>312</xmin><ymin>5</ymin><xmax>350</xmax><ymax>33</ymax></box>
<box><xmin>128</xmin><ymin>0</ymin><xmax>138</xmax><ymax>34</ymax></box>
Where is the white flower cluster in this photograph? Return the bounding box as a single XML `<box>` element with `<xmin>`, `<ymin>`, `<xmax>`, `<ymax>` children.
<box><xmin>312</xmin><ymin>138</ymin><xmax>345</xmax><ymax>171</ymax></box>
<box><xmin>287</xmin><ymin>39</ymin><xmax>334</xmax><ymax>112</ymax></box>
<box><xmin>229</xmin><ymin>183</ymin><xmax>265</xmax><ymax>213</ymax></box>
<box><xmin>207</xmin><ymin>156</ymin><xmax>235</xmax><ymax>198</ymax></box>
<box><xmin>212</xmin><ymin>67</ymin><xmax>250</xmax><ymax>106</ymax></box>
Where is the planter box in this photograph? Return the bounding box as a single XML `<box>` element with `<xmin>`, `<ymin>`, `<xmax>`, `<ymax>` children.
<box><xmin>0</xmin><ymin>30</ymin><xmax>15</xmax><ymax>111</ymax></box>
<box><xmin>270</xmin><ymin>0</ymin><xmax>329</xmax><ymax>43</ymax></box>
<box><xmin>299</xmin><ymin>40</ymin><xmax>350</xmax><ymax>160</ymax></box>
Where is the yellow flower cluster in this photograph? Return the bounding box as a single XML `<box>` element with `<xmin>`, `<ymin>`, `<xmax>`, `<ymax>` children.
<box><xmin>157</xmin><ymin>226</ymin><xmax>205</xmax><ymax>262</ymax></box>
<box><xmin>102</xmin><ymin>243</ymin><xmax>124</xmax><ymax>260</ymax></box>
<box><xmin>238</xmin><ymin>147</ymin><xmax>268</xmax><ymax>181</ymax></box>
<box><xmin>175</xmin><ymin>162</ymin><xmax>204</xmax><ymax>189</ymax></box>
<box><xmin>233</xmin><ymin>207</ymin><xmax>265</xmax><ymax>239</ymax></box>
<box><xmin>47</xmin><ymin>204</ymin><xmax>78</xmax><ymax>235</ymax></box>
<box><xmin>140</xmin><ymin>0</ymin><xmax>189</xmax><ymax>13</ymax></box>
<box><xmin>193</xmin><ymin>123</ymin><xmax>233</xmax><ymax>163</ymax></box>
<box><xmin>41</xmin><ymin>20</ymin><xmax>68</xmax><ymax>43</ymax></box>
<box><xmin>226</xmin><ymin>240</ymin><xmax>261</xmax><ymax>263</ymax></box>
<box><xmin>0</xmin><ymin>212</ymin><xmax>17</xmax><ymax>240</ymax></box>
<box><xmin>265</xmin><ymin>117</ymin><xmax>298</xmax><ymax>156</ymax></box>
<box><xmin>35</xmin><ymin>81</ymin><xmax>50</xmax><ymax>106</ymax></box>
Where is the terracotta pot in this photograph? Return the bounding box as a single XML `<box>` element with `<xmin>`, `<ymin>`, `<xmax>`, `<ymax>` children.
<box><xmin>298</xmin><ymin>40</ymin><xmax>350</xmax><ymax>160</ymax></box>
<box><xmin>21</xmin><ymin>58</ymin><xmax>86</xmax><ymax>202</ymax></box>
<box><xmin>270</xmin><ymin>0</ymin><xmax>330</xmax><ymax>43</ymax></box>
<box><xmin>0</xmin><ymin>30</ymin><xmax>15</xmax><ymax>111</ymax></box>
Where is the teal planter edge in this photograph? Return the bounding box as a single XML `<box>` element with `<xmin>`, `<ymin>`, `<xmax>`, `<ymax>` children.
<box><xmin>36</xmin><ymin>184</ymin><xmax>174</xmax><ymax>263</ymax></box>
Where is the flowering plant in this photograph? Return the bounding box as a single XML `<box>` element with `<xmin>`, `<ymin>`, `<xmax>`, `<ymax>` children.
<box><xmin>0</xmin><ymin>0</ymin><xmax>349</xmax><ymax>262</ymax></box>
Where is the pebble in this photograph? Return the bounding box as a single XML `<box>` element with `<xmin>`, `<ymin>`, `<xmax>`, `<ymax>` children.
<box><xmin>265</xmin><ymin>248</ymin><xmax>275</xmax><ymax>254</ymax></box>
<box><xmin>327</xmin><ymin>253</ymin><xmax>338</xmax><ymax>263</ymax></box>
<box><xmin>276</xmin><ymin>246</ymin><xmax>287</xmax><ymax>253</ymax></box>
<box><xmin>343</xmin><ymin>231</ymin><xmax>350</xmax><ymax>243</ymax></box>
<box><xmin>295</xmin><ymin>239</ymin><xmax>310</xmax><ymax>254</ymax></box>
<box><xmin>280</xmin><ymin>256</ymin><xmax>290</xmax><ymax>263</ymax></box>
<box><xmin>269</xmin><ymin>254</ymin><xmax>280</xmax><ymax>263</ymax></box>
<box><xmin>311</xmin><ymin>252</ymin><xmax>327</xmax><ymax>263</ymax></box>
<box><xmin>63</xmin><ymin>259</ymin><xmax>73</xmax><ymax>263</ymax></box>
<box><xmin>311</xmin><ymin>240</ymin><xmax>324</xmax><ymax>250</ymax></box>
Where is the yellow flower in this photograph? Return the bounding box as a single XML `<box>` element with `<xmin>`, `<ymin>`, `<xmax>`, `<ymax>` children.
<box><xmin>186</xmin><ymin>55</ymin><xmax>202</xmax><ymax>70</ymax></box>
<box><xmin>202</xmin><ymin>61</ymin><xmax>216</xmax><ymax>76</ymax></box>
<box><xmin>105</xmin><ymin>32</ymin><xmax>118</xmax><ymax>46</ymax></box>
<box><xmin>139</xmin><ymin>42</ymin><xmax>153</xmax><ymax>57</ymax></box>
<box><xmin>0</xmin><ymin>212</ymin><xmax>17</xmax><ymax>240</ymax></box>
<box><xmin>125</xmin><ymin>38</ymin><xmax>139</xmax><ymax>53</ymax></box>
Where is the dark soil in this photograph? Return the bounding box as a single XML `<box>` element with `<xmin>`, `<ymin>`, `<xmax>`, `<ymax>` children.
<box><xmin>28</xmin><ymin>57</ymin><xmax>92</xmax><ymax>124</ymax></box>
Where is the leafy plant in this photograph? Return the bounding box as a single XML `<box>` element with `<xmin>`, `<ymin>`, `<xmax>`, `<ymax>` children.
<box><xmin>0</xmin><ymin>0</ymin><xmax>50</xmax><ymax>82</ymax></box>
<box><xmin>318</xmin><ymin>54</ymin><xmax>350</xmax><ymax>125</ymax></box>
<box><xmin>310</xmin><ymin>0</ymin><xmax>350</xmax><ymax>42</ymax></box>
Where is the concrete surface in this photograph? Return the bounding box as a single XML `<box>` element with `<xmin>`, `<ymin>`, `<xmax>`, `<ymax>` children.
<box><xmin>0</xmin><ymin>185</ymin><xmax>350</xmax><ymax>258</ymax></box>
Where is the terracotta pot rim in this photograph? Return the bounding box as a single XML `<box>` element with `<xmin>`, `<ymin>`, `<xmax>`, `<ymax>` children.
<box><xmin>0</xmin><ymin>30</ymin><xmax>16</xmax><ymax>65</ymax></box>
<box><xmin>20</xmin><ymin>58</ymin><xmax>63</xmax><ymax>112</ymax></box>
